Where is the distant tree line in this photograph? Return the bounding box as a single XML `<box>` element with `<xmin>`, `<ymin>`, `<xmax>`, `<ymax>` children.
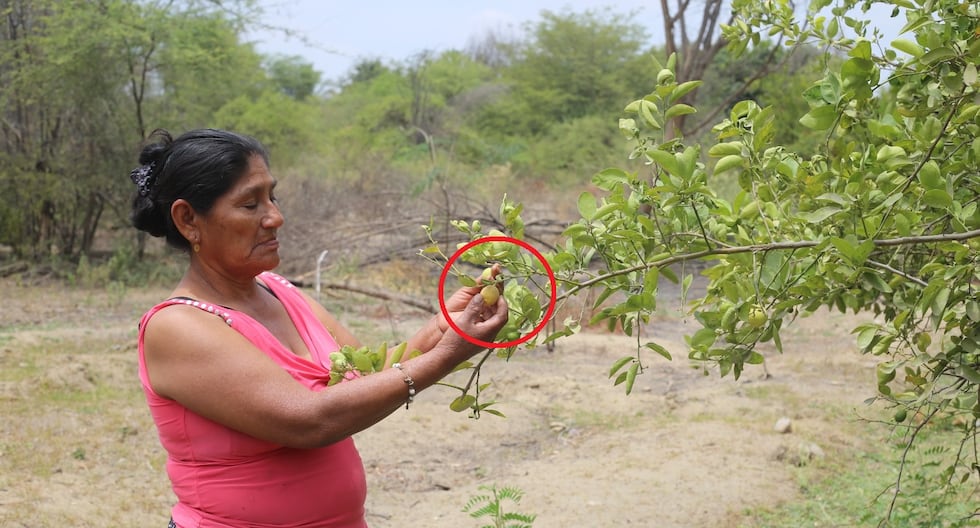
<box><xmin>0</xmin><ymin>0</ymin><xmax>820</xmax><ymax>265</ymax></box>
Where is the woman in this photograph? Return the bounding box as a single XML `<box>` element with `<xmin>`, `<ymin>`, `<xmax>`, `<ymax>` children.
<box><xmin>130</xmin><ymin>128</ymin><xmax>508</xmax><ymax>528</ymax></box>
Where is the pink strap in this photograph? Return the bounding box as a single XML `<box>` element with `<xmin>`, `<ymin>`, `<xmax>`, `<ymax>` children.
<box><xmin>158</xmin><ymin>297</ymin><xmax>235</xmax><ymax>326</ymax></box>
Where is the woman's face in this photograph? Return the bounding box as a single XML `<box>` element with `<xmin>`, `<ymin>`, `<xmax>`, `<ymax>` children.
<box><xmin>196</xmin><ymin>155</ymin><xmax>284</xmax><ymax>278</ymax></box>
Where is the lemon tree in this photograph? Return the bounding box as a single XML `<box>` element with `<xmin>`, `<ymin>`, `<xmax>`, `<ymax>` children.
<box><xmin>431</xmin><ymin>0</ymin><xmax>980</xmax><ymax>522</ymax></box>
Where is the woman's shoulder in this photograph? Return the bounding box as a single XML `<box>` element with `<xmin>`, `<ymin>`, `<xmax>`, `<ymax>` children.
<box><xmin>140</xmin><ymin>297</ymin><xmax>235</xmax><ymax>335</ymax></box>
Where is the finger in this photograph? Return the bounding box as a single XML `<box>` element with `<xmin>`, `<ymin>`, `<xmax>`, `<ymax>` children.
<box><xmin>466</xmin><ymin>291</ymin><xmax>487</xmax><ymax>313</ymax></box>
<box><xmin>483</xmin><ymin>296</ymin><xmax>508</xmax><ymax>326</ymax></box>
<box><xmin>468</xmin><ymin>292</ymin><xmax>498</xmax><ymax>318</ymax></box>
<box><xmin>475</xmin><ymin>263</ymin><xmax>505</xmax><ymax>287</ymax></box>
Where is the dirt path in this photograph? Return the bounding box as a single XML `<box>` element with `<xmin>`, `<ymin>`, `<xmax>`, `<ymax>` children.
<box><xmin>355</xmin><ymin>308</ymin><xmax>877</xmax><ymax>528</ymax></box>
<box><xmin>0</xmin><ymin>279</ymin><xmax>878</xmax><ymax>527</ymax></box>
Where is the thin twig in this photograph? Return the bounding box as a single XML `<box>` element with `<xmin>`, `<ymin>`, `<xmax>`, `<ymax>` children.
<box><xmin>867</xmin><ymin>259</ymin><xmax>928</xmax><ymax>287</ymax></box>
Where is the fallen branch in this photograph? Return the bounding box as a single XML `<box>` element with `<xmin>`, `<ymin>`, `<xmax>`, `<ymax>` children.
<box><xmin>290</xmin><ymin>278</ymin><xmax>437</xmax><ymax>314</ymax></box>
<box><xmin>0</xmin><ymin>261</ymin><xmax>27</xmax><ymax>278</ymax></box>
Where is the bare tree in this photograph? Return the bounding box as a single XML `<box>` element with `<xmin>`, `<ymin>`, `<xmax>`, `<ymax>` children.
<box><xmin>659</xmin><ymin>0</ymin><xmax>791</xmax><ymax>138</ymax></box>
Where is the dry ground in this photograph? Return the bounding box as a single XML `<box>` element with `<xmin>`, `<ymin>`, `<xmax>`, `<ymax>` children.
<box><xmin>0</xmin><ymin>275</ymin><xmax>885</xmax><ymax>527</ymax></box>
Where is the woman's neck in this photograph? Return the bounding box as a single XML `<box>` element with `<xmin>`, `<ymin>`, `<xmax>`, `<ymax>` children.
<box><xmin>174</xmin><ymin>261</ymin><xmax>264</xmax><ymax>308</ymax></box>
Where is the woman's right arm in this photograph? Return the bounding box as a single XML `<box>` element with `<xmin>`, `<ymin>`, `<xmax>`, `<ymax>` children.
<box><xmin>143</xmin><ymin>293</ymin><xmax>507</xmax><ymax>449</ymax></box>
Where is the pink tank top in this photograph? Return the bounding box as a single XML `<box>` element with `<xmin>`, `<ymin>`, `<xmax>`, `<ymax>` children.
<box><xmin>137</xmin><ymin>272</ymin><xmax>368</xmax><ymax>528</ymax></box>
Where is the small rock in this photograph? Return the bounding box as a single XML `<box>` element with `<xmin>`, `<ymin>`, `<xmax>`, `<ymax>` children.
<box><xmin>802</xmin><ymin>442</ymin><xmax>825</xmax><ymax>460</ymax></box>
<box><xmin>774</xmin><ymin>417</ymin><xmax>793</xmax><ymax>434</ymax></box>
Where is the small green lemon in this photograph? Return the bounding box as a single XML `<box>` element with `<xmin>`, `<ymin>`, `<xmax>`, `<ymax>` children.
<box><xmin>480</xmin><ymin>284</ymin><xmax>500</xmax><ymax>305</ymax></box>
<box><xmin>747</xmin><ymin>306</ymin><xmax>767</xmax><ymax>328</ymax></box>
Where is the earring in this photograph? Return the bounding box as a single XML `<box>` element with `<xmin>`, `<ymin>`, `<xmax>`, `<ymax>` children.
<box><xmin>193</xmin><ymin>242</ymin><xmax>200</xmax><ymax>253</ymax></box>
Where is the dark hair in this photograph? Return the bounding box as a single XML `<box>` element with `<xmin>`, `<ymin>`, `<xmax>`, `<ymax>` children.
<box><xmin>129</xmin><ymin>128</ymin><xmax>270</xmax><ymax>250</ymax></box>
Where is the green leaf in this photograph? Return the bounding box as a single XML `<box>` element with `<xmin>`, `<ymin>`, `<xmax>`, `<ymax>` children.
<box><xmin>450</xmin><ymin>361</ymin><xmax>474</xmax><ymax>373</ymax></box>
<box><xmin>921</xmin><ymin>189</ymin><xmax>952</xmax><ymax>210</ymax></box>
<box><xmin>799</xmin><ymin>105</ymin><xmax>837</xmax><ymax>130</ymax></box>
<box><xmin>352</xmin><ymin>353</ymin><xmax>374</xmax><ymax>373</ymax></box>
<box><xmin>458</xmin><ymin>275</ymin><xmax>477</xmax><ymax>287</ymax></box>
<box><xmin>592</xmin><ymin>287</ymin><xmax>616</xmax><ymax>309</ymax></box>
<box><xmin>920</xmin><ymin>47</ymin><xmax>957</xmax><ymax>65</ymax></box>
<box><xmin>542</xmin><ymin>325</ymin><xmax>577</xmax><ymax>345</ymax></box>
<box><xmin>862</xmin><ymin>271</ymin><xmax>893</xmax><ymax>293</ymax></box>
<box><xmin>957</xmin><ymin>365</ymin><xmax>980</xmax><ymax>385</ymax></box>
<box><xmin>609</xmin><ymin>356</ymin><xmax>634</xmax><ymax>378</ymax></box>
<box><xmin>449</xmin><ymin>394</ymin><xmax>477</xmax><ymax>412</ymax></box>
<box><xmin>681</xmin><ymin>273</ymin><xmax>693</xmax><ymax>299</ymax></box>
<box><xmin>665</xmin><ymin>103</ymin><xmax>697</xmax><ymax>119</ymax></box>
<box><xmin>690</xmin><ymin>327</ymin><xmax>717</xmax><ymax>349</ymax></box>
<box><xmin>388</xmin><ymin>342</ymin><xmax>407</xmax><ymax>365</ymax></box>
<box><xmin>798</xmin><ymin>206</ymin><xmax>841</xmax><ymax>223</ymax></box>
<box><xmin>932</xmin><ymin>287</ymin><xmax>950</xmax><ymax>316</ymax></box>
<box><xmin>624</xmin><ymin>362</ymin><xmax>640</xmax><ymax>395</ymax></box>
<box><xmin>644</xmin><ymin>341</ymin><xmax>672</xmax><ymax>360</ymax></box>
<box><xmin>592</xmin><ymin>168</ymin><xmax>631</xmax><ymax>190</ymax></box>
<box><xmin>639</xmin><ymin>99</ymin><xmax>661</xmax><ymax>128</ymax></box>
<box><xmin>967</xmin><ymin>301</ymin><xmax>980</xmax><ymax>322</ymax></box>
<box><xmin>965</xmin><ymin>63</ymin><xmax>978</xmax><ymax>86</ymax></box>
<box><xmin>898</xmin><ymin>15</ymin><xmax>932</xmax><ymax>36</ymax></box>
<box><xmin>848</xmin><ymin>39</ymin><xmax>872</xmax><ymax>60</ymax></box>
<box><xmin>660</xmin><ymin>266</ymin><xmax>679</xmax><ymax>284</ymax></box>
<box><xmin>831</xmin><ymin>237</ymin><xmax>874</xmax><ymax>266</ymax></box>
<box><xmin>671</xmin><ymin>80</ymin><xmax>702</xmax><ymax>101</ymax></box>
<box><xmin>714</xmin><ymin>154</ymin><xmax>744</xmax><ymax>174</ymax></box>
<box><xmin>577</xmin><ymin>191</ymin><xmax>597</xmax><ymax>220</ymax></box>
<box><xmin>646</xmin><ymin>149</ymin><xmax>680</xmax><ymax>176</ymax></box>
<box><xmin>892</xmin><ymin>39</ymin><xmax>926</xmax><ymax>58</ymax></box>
<box><xmin>708</xmin><ymin>142</ymin><xmax>742</xmax><ymax>157</ymax></box>
<box><xmin>643</xmin><ymin>267</ymin><xmax>659</xmax><ymax>294</ymax></box>
<box><xmin>917</xmin><ymin>160</ymin><xmax>943</xmax><ymax>190</ymax></box>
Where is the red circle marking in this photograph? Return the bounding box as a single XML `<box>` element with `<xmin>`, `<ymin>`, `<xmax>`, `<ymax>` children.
<box><xmin>438</xmin><ymin>236</ymin><xmax>557</xmax><ymax>349</ymax></box>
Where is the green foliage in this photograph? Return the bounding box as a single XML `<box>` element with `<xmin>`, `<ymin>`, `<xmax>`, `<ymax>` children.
<box><xmin>151</xmin><ymin>8</ymin><xmax>267</xmax><ymax>128</ymax></box>
<box><xmin>526</xmin><ymin>114</ymin><xmax>631</xmax><ymax>184</ymax></box>
<box><xmin>71</xmin><ymin>244</ymin><xmax>181</xmax><ymax>288</ymax></box>
<box><xmin>265</xmin><ymin>54</ymin><xmax>322</xmax><ymax>100</ymax></box>
<box><xmin>0</xmin><ymin>1</ymin><xmax>828</xmax><ymax>266</ymax></box>
<box><xmin>0</xmin><ymin>0</ymin><xmax>283</xmax><ymax>263</ymax></box>
<box><xmin>462</xmin><ymin>485</ymin><xmax>536</xmax><ymax>528</ymax></box>
<box><xmin>320</xmin><ymin>68</ymin><xmax>413</xmax><ymax>163</ymax></box>
<box><xmin>325</xmin><ymin>342</ymin><xmax>414</xmax><ymax>386</ymax></box>
<box><xmin>213</xmin><ymin>91</ymin><xmax>323</xmax><ymax>165</ymax></box>
<box><xmin>0</xmin><ymin>0</ymin><xmax>135</xmax><ymax>258</ymax></box>
<box><xmin>433</xmin><ymin>0</ymin><xmax>979</xmax><ymax>522</ymax></box>
<box><xmin>505</xmin><ymin>8</ymin><xmax>655</xmax><ymax>124</ymax></box>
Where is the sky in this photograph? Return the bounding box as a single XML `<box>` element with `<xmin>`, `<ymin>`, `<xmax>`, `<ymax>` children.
<box><xmin>247</xmin><ymin>1</ymin><xmax>663</xmax><ymax>82</ymax></box>
<box><xmin>247</xmin><ymin>1</ymin><xmax>906</xmax><ymax>83</ymax></box>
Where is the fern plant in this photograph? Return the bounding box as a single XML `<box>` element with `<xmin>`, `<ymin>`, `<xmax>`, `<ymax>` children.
<box><xmin>462</xmin><ymin>484</ymin><xmax>536</xmax><ymax>528</ymax></box>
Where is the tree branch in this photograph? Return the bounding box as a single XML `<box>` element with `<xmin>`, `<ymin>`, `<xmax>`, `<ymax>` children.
<box><xmin>289</xmin><ymin>280</ymin><xmax>437</xmax><ymax>314</ymax></box>
<box><xmin>866</xmin><ymin>259</ymin><xmax>928</xmax><ymax>287</ymax></box>
<box><xmin>560</xmin><ymin>228</ymin><xmax>980</xmax><ymax>299</ymax></box>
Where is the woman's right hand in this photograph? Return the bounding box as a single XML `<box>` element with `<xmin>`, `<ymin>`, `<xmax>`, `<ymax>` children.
<box><xmin>437</xmin><ymin>287</ymin><xmax>509</xmax><ymax>359</ymax></box>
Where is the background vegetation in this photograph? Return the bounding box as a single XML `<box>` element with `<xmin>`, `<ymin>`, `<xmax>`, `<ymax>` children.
<box><xmin>0</xmin><ymin>0</ymin><xmax>819</xmax><ymax>273</ymax></box>
<box><xmin>2</xmin><ymin>0</ymin><xmax>978</xmax><ymax>525</ymax></box>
